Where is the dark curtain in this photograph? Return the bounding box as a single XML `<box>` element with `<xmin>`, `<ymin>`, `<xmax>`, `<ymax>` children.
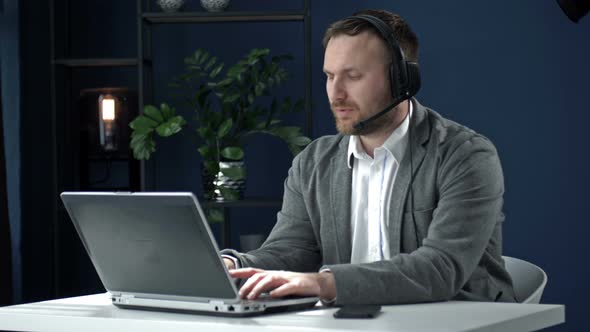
<box><xmin>0</xmin><ymin>71</ymin><xmax>14</xmax><ymax>305</ymax></box>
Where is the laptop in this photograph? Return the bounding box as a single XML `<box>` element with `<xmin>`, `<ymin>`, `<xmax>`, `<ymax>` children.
<box><xmin>60</xmin><ymin>191</ymin><xmax>319</xmax><ymax>316</ymax></box>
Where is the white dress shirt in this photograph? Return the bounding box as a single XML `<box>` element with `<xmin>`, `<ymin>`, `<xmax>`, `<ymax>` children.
<box><xmin>348</xmin><ymin>103</ymin><xmax>412</xmax><ymax>264</ymax></box>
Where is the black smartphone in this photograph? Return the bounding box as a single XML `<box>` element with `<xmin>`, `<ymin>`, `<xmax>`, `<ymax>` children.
<box><xmin>333</xmin><ymin>305</ymin><xmax>381</xmax><ymax>319</ymax></box>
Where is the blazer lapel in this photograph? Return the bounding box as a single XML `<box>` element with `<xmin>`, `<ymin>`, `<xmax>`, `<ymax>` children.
<box><xmin>388</xmin><ymin>98</ymin><xmax>430</xmax><ymax>256</ymax></box>
<box><xmin>329</xmin><ymin>138</ymin><xmax>353</xmax><ymax>263</ymax></box>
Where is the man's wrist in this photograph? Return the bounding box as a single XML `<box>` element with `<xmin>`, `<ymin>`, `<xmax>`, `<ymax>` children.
<box><xmin>316</xmin><ymin>270</ymin><xmax>336</xmax><ymax>303</ymax></box>
<box><xmin>221</xmin><ymin>254</ymin><xmax>239</xmax><ymax>269</ymax></box>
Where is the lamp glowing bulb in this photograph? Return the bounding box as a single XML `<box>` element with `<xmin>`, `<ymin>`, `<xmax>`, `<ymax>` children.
<box><xmin>98</xmin><ymin>94</ymin><xmax>117</xmax><ymax>151</ymax></box>
<box><xmin>101</xmin><ymin>98</ymin><xmax>116</xmax><ymax>121</ymax></box>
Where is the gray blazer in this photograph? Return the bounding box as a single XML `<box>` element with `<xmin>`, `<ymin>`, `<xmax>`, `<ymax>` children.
<box><xmin>223</xmin><ymin>99</ymin><xmax>516</xmax><ymax>305</ymax></box>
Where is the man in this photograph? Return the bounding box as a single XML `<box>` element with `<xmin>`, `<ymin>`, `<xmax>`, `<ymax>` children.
<box><xmin>221</xmin><ymin>9</ymin><xmax>516</xmax><ymax>305</ymax></box>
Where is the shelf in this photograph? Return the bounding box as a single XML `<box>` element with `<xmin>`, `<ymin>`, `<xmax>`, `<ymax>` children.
<box><xmin>142</xmin><ymin>11</ymin><xmax>305</xmax><ymax>24</ymax></box>
<box><xmin>86</xmin><ymin>155</ymin><xmax>132</xmax><ymax>161</ymax></box>
<box><xmin>53</xmin><ymin>58</ymin><xmax>153</xmax><ymax>68</ymax></box>
<box><xmin>201</xmin><ymin>197</ymin><xmax>282</xmax><ymax>208</ymax></box>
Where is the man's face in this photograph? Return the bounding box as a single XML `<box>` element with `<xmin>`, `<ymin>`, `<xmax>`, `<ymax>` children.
<box><xmin>323</xmin><ymin>31</ymin><xmax>394</xmax><ymax>135</ymax></box>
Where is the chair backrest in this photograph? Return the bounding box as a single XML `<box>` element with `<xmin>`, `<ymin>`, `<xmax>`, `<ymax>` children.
<box><xmin>503</xmin><ymin>256</ymin><xmax>547</xmax><ymax>304</ymax></box>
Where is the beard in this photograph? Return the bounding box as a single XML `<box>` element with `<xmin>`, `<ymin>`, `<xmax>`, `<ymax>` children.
<box><xmin>331</xmin><ymin>101</ymin><xmax>397</xmax><ymax>136</ymax></box>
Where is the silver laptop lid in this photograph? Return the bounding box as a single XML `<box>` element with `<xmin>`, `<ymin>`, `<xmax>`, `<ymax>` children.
<box><xmin>60</xmin><ymin>192</ymin><xmax>239</xmax><ymax>302</ymax></box>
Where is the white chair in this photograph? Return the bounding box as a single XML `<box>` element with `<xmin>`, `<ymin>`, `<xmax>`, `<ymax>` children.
<box><xmin>503</xmin><ymin>256</ymin><xmax>547</xmax><ymax>304</ymax></box>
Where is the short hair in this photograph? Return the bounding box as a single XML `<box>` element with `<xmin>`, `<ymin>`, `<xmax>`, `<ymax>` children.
<box><xmin>322</xmin><ymin>9</ymin><xmax>419</xmax><ymax>63</ymax></box>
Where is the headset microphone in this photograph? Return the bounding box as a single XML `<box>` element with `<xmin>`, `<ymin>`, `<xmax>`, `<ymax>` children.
<box><xmin>353</xmin><ymin>94</ymin><xmax>408</xmax><ymax>132</ymax></box>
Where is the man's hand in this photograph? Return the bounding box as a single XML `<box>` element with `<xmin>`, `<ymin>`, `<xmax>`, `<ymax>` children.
<box><xmin>229</xmin><ymin>268</ymin><xmax>336</xmax><ymax>301</ymax></box>
<box><xmin>223</xmin><ymin>258</ymin><xmax>236</xmax><ymax>270</ymax></box>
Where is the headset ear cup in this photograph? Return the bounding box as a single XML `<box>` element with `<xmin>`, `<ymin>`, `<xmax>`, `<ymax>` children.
<box><xmin>406</xmin><ymin>62</ymin><xmax>421</xmax><ymax>97</ymax></box>
<box><xmin>389</xmin><ymin>64</ymin><xmax>399</xmax><ymax>98</ymax></box>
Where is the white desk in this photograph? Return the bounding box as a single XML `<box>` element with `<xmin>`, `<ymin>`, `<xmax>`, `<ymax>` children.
<box><xmin>0</xmin><ymin>293</ymin><xmax>564</xmax><ymax>332</ymax></box>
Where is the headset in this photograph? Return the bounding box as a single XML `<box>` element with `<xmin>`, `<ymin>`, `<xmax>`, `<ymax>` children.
<box><xmin>349</xmin><ymin>14</ymin><xmax>423</xmax><ymax>248</ymax></box>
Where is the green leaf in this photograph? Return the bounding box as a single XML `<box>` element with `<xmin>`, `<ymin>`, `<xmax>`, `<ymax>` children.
<box><xmin>197</xmin><ymin>145</ymin><xmax>213</xmax><ymax>159</ymax></box>
<box><xmin>255</xmin><ymin>119</ymin><xmax>281</xmax><ymax>130</ymax></box>
<box><xmin>210</xmin><ymin>63</ymin><xmax>224</xmax><ymax>78</ymax></box>
<box><xmin>131</xmin><ymin>131</ymin><xmax>147</xmax><ymax>146</ymax></box>
<box><xmin>193</xmin><ymin>49</ymin><xmax>203</xmax><ymax>64</ymax></box>
<box><xmin>130</xmin><ymin>132</ymin><xmax>142</xmax><ymax>147</ymax></box>
<box><xmin>221</xmin><ymin>166</ymin><xmax>246</xmax><ymax>180</ymax></box>
<box><xmin>222</xmin><ymin>93</ymin><xmax>241</xmax><ymax>104</ymax></box>
<box><xmin>220</xmin><ymin>146</ymin><xmax>244</xmax><ymax>160</ymax></box>
<box><xmin>217</xmin><ymin>118</ymin><xmax>233</xmax><ymax>139</ymax></box>
<box><xmin>251</xmin><ymin>48</ymin><xmax>270</xmax><ymax>58</ymax></box>
<box><xmin>155</xmin><ymin>115</ymin><xmax>186</xmax><ymax>137</ymax></box>
<box><xmin>287</xmin><ymin>135</ymin><xmax>312</xmax><ymax>146</ymax></box>
<box><xmin>218</xmin><ymin>187</ymin><xmax>240</xmax><ymax>201</ymax></box>
<box><xmin>247</xmin><ymin>93</ymin><xmax>255</xmax><ymax>104</ymax></box>
<box><xmin>130</xmin><ymin>132</ymin><xmax>156</xmax><ymax>160</ymax></box>
<box><xmin>129</xmin><ymin>123</ymin><xmax>154</xmax><ymax>135</ymax></box>
<box><xmin>254</xmin><ymin>82</ymin><xmax>265</xmax><ymax>96</ymax></box>
<box><xmin>129</xmin><ymin>115</ymin><xmax>158</xmax><ymax>131</ymax></box>
<box><xmin>247</xmin><ymin>56</ymin><xmax>261</xmax><ymax>66</ymax></box>
<box><xmin>272</xmin><ymin>126</ymin><xmax>301</xmax><ymax>139</ymax></box>
<box><xmin>216</xmin><ymin>78</ymin><xmax>234</xmax><ymax>88</ymax></box>
<box><xmin>227</xmin><ymin>64</ymin><xmax>244</xmax><ymax>78</ymax></box>
<box><xmin>204</xmin><ymin>56</ymin><xmax>217</xmax><ymax>71</ymax></box>
<box><xmin>160</xmin><ymin>104</ymin><xmax>174</xmax><ymax>120</ymax></box>
<box><xmin>198</xmin><ymin>51</ymin><xmax>210</xmax><ymax>65</ymax></box>
<box><xmin>197</xmin><ymin>127</ymin><xmax>214</xmax><ymax>140</ymax></box>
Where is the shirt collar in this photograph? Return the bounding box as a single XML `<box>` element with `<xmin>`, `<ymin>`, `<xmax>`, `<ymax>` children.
<box><xmin>347</xmin><ymin>100</ymin><xmax>413</xmax><ymax>168</ymax></box>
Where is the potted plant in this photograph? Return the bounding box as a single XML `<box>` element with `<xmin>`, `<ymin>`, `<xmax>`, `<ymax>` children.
<box><xmin>129</xmin><ymin>48</ymin><xmax>311</xmax><ymax>201</ymax></box>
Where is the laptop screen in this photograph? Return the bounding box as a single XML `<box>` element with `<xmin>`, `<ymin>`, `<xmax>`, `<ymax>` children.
<box><xmin>61</xmin><ymin>192</ymin><xmax>238</xmax><ymax>300</ymax></box>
